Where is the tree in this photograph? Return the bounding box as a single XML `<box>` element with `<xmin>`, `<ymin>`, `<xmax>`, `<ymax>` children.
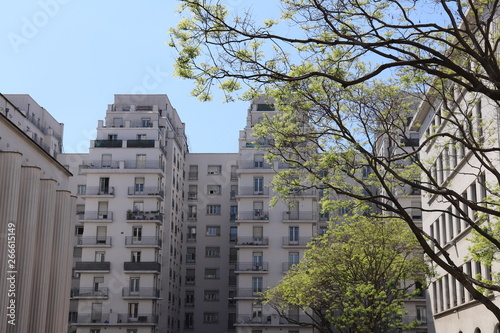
<box><xmin>264</xmin><ymin>216</ymin><xmax>428</xmax><ymax>333</ymax></box>
<box><xmin>170</xmin><ymin>0</ymin><xmax>500</xmax><ymax>321</ymax></box>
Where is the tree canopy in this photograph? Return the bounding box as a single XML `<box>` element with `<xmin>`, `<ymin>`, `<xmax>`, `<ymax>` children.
<box><xmin>265</xmin><ymin>216</ymin><xmax>427</xmax><ymax>333</ymax></box>
<box><xmin>170</xmin><ymin>0</ymin><xmax>500</xmax><ymax>321</ymax></box>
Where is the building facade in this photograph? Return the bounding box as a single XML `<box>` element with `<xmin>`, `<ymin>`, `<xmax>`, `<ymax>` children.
<box><xmin>0</xmin><ymin>94</ymin><xmax>73</xmax><ymax>333</ymax></box>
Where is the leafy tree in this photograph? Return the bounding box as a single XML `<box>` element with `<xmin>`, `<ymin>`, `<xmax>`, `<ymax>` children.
<box><xmin>170</xmin><ymin>0</ymin><xmax>500</xmax><ymax>320</ymax></box>
<box><xmin>264</xmin><ymin>216</ymin><xmax>427</xmax><ymax>333</ymax></box>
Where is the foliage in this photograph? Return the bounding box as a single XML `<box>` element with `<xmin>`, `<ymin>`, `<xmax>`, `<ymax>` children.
<box><xmin>170</xmin><ymin>0</ymin><xmax>500</xmax><ymax>321</ymax></box>
<box><xmin>265</xmin><ymin>216</ymin><xmax>427</xmax><ymax>333</ymax></box>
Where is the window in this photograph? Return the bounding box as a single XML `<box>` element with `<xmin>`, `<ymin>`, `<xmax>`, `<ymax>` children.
<box><xmin>204</xmin><ymin>290</ymin><xmax>219</xmax><ymax>301</ymax></box>
<box><xmin>253</xmin><ymin>201</ymin><xmax>264</xmax><ymax>219</ymax></box>
<box><xmin>129</xmin><ymin>277</ymin><xmax>140</xmax><ymax>293</ymax></box>
<box><xmin>76</xmin><ymin>204</ymin><xmax>85</xmax><ymax>217</ymax></box>
<box><xmin>289</xmin><ymin>251</ymin><xmax>299</xmax><ymax>267</ymax></box>
<box><xmin>136</xmin><ymin>154</ymin><xmax>146</xmax><ymax>168</ymax></box>
<box><xmin>230</xmin><ymin>185</ymin><xmax>238</xmax><ymax>199</ymax></box>
<box><xmin>132</xmin><ymin>226</ymin><xmax>142</xmax><ymax>242</ymax></box>
<box><xmin>128</xmin><ymin>303</ymin><xmax>138</xmax><ymax>318</ymax></box>
<box><xmin>252</xmin><ymin>301</ymin><xmax>263</xmax><ymax>321</ymax></box>
<box><xmin>134</xmin><ymin>177</ymin><xmax>144</xmax><ymax>193</ymax></box>
<box><xmin>230</xmin><ymin>205</ymin><xmax>238</xmax><ymax>221</ymax></box>
<box><xmin>206</xmin><ymin>205</ymin><xmax>221</xmax><ymax>215</ymax></box>
<box><xmin>254</xmin><ymin>154</ymin><xmax>264</xmax><ymax>168</ymax></box>
<box><xmin>132</xmin><ymin>201</ymin><xmax>144</xmax><ymax>213</ymax></box>
<box><xmin>187</xmin><ymin>226</ymin><xmax>196</xmax><ymax>241</ymax></box>
<box><xmin>253</xmin><ymin>226</ymin><xmax>263</xmax><ymax>242</ymax></box>
<box><xmin>137</xmin><ymin>134</ymin><xmax>146</xmax><ymax>140</ymax></box>
<box><xmin>289</xmin><ymin>226</ymin><xmax>299</xmax><ymax>243</ymax></box>
<box><xmin>189</xmin><ymin>165</ymin><xmax>198</xmax><ymax>180</ymax></box>
<box><xmin>186</xmin><ymin>247</ymin><xmax>196</xmax><ymax>263</ymax></box>
<box><xmin>186</xmin><ymin>269</ymin><xmax>195</xmax><ymax>284</ymax></box>
<box><xmin>101</xmin><ymin>154</ymin><xmax>112</xmax><ymax>168</ymax></box>
<box><xmin>205</xmin><ymin>268</ymin><xmax>220</xmax><ymax>279</ymax></box>
<box><xmin>97</xmin><ymin>201</ymin><xmax>109</xmax><ymax>219</ymax></box>
<box><xmin>75</xmin><ymin>226</ymin><xmax>84</xmax><ymax>235</ymax></box>
<box><xmin>77</xmin><ymin>185</ymin><xmax>86</xmax><ymax>195</ymax></box>
<box><xmin>93</xmin><ymin>276</ymin><xmax>104</xmax><ymax>291</ymax></box>
<box><xmin>205</xmin><ymin>247</ymin><xmax>220</xmax><ymax>257</ymax></box>
<box><xmin>185</xmin><ymin>290</ymin><xmax>194</xmax><ymax>306</ymax></box>
<box><xmin>208</xmin><ymin>165</ymin><xmax>221</xmax><ymax>175</ymax></box>
<box><xmin>206</xmin><ymin>226</ymin><xmax>221</xmax><ymax>236</ymax></box>
<box><xmin>95</xmin><ymin>251</ymin><xmax>105</xmax><ymax>262</ymax></box>
<box><xmin>188</xmin><ymin>185</ymin><xmax>197</xmax><ymax>200</ymax></box>
<box><xmin>108</xmin><ymin>134</ymin><xmax>118</xmax><ymax>140</ymax></box>
<box><xmin>252</xmin><ymin>277</ymin><xmax>263</xmax><ymax>294</ymax></box>
<box><xmin>96</xmin><ymin>226</ymin><xmax>107</xmax><ymax>244</ymax></box>
<box><xmin>131</xmin><ymin>251</ymin><xmax>141</xmax><ymax>263</ymax></box>
<box><xmin>91</xmin><ymin>303</ymin><xmax>102</xmax><ymax>322</ymax></box>
<box><xmin>253</xmin><ymin>251</ymin><xmax>263</xmax><ymax>270</ymax></box>
<box><xmin>90</xmin><ymin>329</ymin><xmax>101</xmax><ymax>333</ymax></box>
<box><xmin>230</xmin><ymin>226</ymin><xmax>237</xmax><ymax>242</ymax></box>
<box><xmin>229</xmin><ymin>248</ymin><xmax>237</xmax><ymax>263</ymax></box>
<box><xmin>184</xmin><ymin>312</ymin><xmax>194</xmax><ymax>329</ymax></box>
<box><xmin>203</xmin><ymin>312</ymin><xmax>219</xmax><ymax>323</ymax></box>
<box><xmin>254</xmin><ymin>176</ymin><xmax>264</xmax><ymax>194</ymax></box>
<box><xmin>207</xmin><ymin>184</ymin><xmax>221</xmax><ymax>195</ymax></box>
<box><xmin>188</xmin><ymin>205</ymin><xmax>197</xmax><ymax>220</ymax></box>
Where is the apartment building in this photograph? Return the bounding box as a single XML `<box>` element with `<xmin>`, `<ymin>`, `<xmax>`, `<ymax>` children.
<box><xmin>412</xmin><ymin>90</ymin><xmax>500</xmax><ymax>332</ymax></box>
<box><xmin>67</xmin><ymin>95</ymin><xmax>188</xmax><ymax>333</ymax></box>
<box><xmin>0</xmin><ymin>94</ymin><xmax>73</xmax><ymax>333</ymax></box>
<box><xmin>181</xmin><ymin>153</ymin><xmax>239</xmax><ymax>332</ymax></box>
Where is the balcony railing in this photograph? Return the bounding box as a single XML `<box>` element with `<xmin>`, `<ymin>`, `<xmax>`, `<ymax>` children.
<box><xmin>125</xmin><ymin>236</ymin><xmax>162</xmax><ymax>247</ymax></box>
<box><xmin>238</xmin><ymin>187</ymin><xmax>270</xmax><ymax>196</ymax></box>
<box><xmin>126</xmin><ymin>211</ymin><xmax>163</xmax><ymax>222</ymax></box>
<box><xmin>81</xmin><ymin>186</ymin><xmax>115</xmax><ymax>196</ymax></box>
<box><xmin>75</xmin><ymin>261</ymin><xmax>111</xmax><ymax>271</ymax></box>
<box><xmin>76</xmin><ymin>236</ymin><xmax>111</xmax><ymax>246</ymax></box>
<box><xmin>282</xmin><ymin>262</ymin><xmax>299</xmax><ymax>272</ymax></box>
<box><xmin>94</xmin><ymin>139</ymin><xmax>123</xmax><ymax>148</ymax></box>
<box><xmin>282</xmin><ymin>237</ymin><xmax>311</xmax><ymax>247</ymax></box>
<box><xmin>123</xmin><ymin>261</ymin><xmax>161</xmax><ymax>272</ymax></box>
<box><xmin>238</xmin><ymin>160</ymin><xmax>273</xmax><ymax>169</ymax></box>
<box><xmin>79</xmin><ymin>211</ymin><xmax>113</xmax><ymax>221</ymax></box>
<box><xmin>127</xmin><ymin>187</ymin><xmax>164</xmax><ymax>197</ymax></box>
<box><xmin>117</xmin><ymin>313</ymin><xmax>159</xmax><ymax>324</ymax></box>
<box><xmin>122</xmin><ymin>287</ymin><xmax>160</xmax><ymax>298</ymax></box>
<box><xmin>282</xmin><ymin>211</ymin><xmax>317</xmax><ymax>221</ymax></box>
<box><xmin>71</xmin><ymin>287</ymin><xmax>108</xmax><ymax>298</ymax></box>
<box><xmin>235</xmin><ymin>288</ymin><xmax>264</xmax><ymax>298</ymax></box>
<box><xmin>235</xmin><ymin>237</ymin><xmax>269</xmax><ymax>246</ymax></box>
<box><xmin>71</xmin><ymin>313</ymin><xmax>110</xmax><ymax>324</ymax></box>
<box><xmin>123</xmin><ymin>160</ymin><xmax>163</xmax><ymax>169</ymax></box>
<box><xmin>81</xmin><ymin>160</ymin><xmax>119</xmax><ymax>169</ymax></box>
<box><xmin>237</xmin><ymin>211</ymin><xmax>269</xmax><ymax>221</ymax></box>
<box><xmin>235</xmin><ymin>262</ymin><xmax>269</xmax><ymax>272</ymax></box>
<box><xmin>126</xmin><ymin>139</ymin><xmax>155</xmax><ymax>148</ymax></box>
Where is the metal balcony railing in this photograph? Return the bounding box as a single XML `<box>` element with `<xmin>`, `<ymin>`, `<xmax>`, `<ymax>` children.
<box><xmin>126</xmin><ymin>211</ymin><xmax>163</xmax><ymax>222</ymax></box>
<box><xmin>126</xmin><ymin>139</ymin><xmax>155</xmax><ymax>148</ymax></box>
<box><xmin>238</xmin><ymin>187</ymin><xmax>270</xmax><ymax>196</ymax></box>
<box><xmin>80</xmin><ymin>211</ymin><xmax>113</xmax><ymax>221</ymax></box>
<box><xmin>122</xmin><ymin>287</ymin><xmax>160</xmax><ymax>298</ymax></box>
<box><xmin>76</xmin><ymin>236</ymin><xmax>111</xmax><ymax>246</ymax></box>
<box><xmin>127</xmin><ymin>187</ymin><xmax>164</xmax><ymax>197</ymax></box>
<box><xmin>235</xmin><ymin>262</ymin><xmax>269</xmax><ymax>272</ymax></box>
<box><xmin>282</xmin><ymin>237</ymin><xmax>311</xmax><ymax>247</ymax></box>
<box><xmin>238</xmin><ymin>160</ymin><xmax>273</xmax><ymax>169</ymax></box>
<box><xmin>237</xmin><ymin>211</ymin><xmax>269</xmax><ymax>221</ymax></box>
<box><xmin>94</xmin><ymin>139</ymin><xmax>123</xmax><ymax>148</ymax></box>
<box><xmin>82</xmin><ymin>186</ymin><xmax>115</xmax><ymax>196</ymax></box>
<box><xmin>125</xmin><ymin>236</ymin><xmax>162</xmax><ymax>247</ymax></box>
<box><xmin>123</xmin><ymin>261</ymin><xmax>161</xmax><ymax>272</ymax></box>
<box><xmin>282</xmin><ymin>211</ymin><xmax>316</xmax><ymax>221</ymax></box>
<box><xmin>81</xmin><ymin>160</ymin><xmax>119</xmax><ymax>169</ymax></box>
<box><xmin>123</xmin><ymin>160</ymin><xmax>162</xmax><ymax>169</ymax></box>
<box><xmin>71</xmin><ymin>287</ymin><xmax>108</xmax><ymax>298</ymax></box>
<box><xmin>71</xmin><ymin>313</ymin><xmax>110</xmax><ymax>324</ymax></box>
<box><xmin>117</xmin><ymin>313</ymin><xmax>159</xmax><ymax>324</ymax></box>
<box><xmin>236</xmin><ymin>288</ymin><xmax>264</xmax><ymax>298</ymax></box>
<box><xmin>235</xmin><ymin>237</ymin><xmax>269</xmax><ymax>246</ymax></box>
<box><xmin>75</xmin><ymin>261</ymin><xmax>111</xmax><ymax>271</ymax></box>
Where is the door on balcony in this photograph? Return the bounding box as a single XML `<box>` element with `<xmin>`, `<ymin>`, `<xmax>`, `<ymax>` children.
<box><xmin>254</xmin><ymin>154</ymin><xmax>264</xmax><ymax>168</ymax></box>
<box><xmin>128</xmin><ymin>303</ymin><xmax>139</xmax><ymax>320</ymax></box>
<box><xmin>95</xmin><ymin>251</ymin><xmax>105</xmax><ymax>262</ymax></box>
<box><xmin>96</xmin><ymin>226</ymin><xmax>107</xmax><ymax>244</ymax></box>
<box><xmin>289</xmin><ymin>226</ymin><xmax>299</xmax><ymax>245</ymax></box>
<box><xmin>129</xmin><ymin>277</ymin><xmax>140</xmax><ymax>295</ymax></box>
<box><xmin>93</xmin><ymin>276</ymin><xmax>104</xmax><ymax>293</ymax></box>
<box><xmin>253</xmin><ymin>201</ymin><xmax>263</xmax><ymax>219</ymax></box>
<box><xmin>288</xmin><ymin>201</ymin><xmax>299</xmax><ymax>220</ymax></box>
<box><xmin>289</xmin><ymin>251</ymin><xmax>299</xmax><ymax>269</ymax></box>
<box><xmin>252</xmin><ymin>277</ymin><xmax>263</xmax><ymax>296</ymax></box>
<box><xmin>253</xmin><ymin>251</ymin><xmax>263</xmax><ymax>271</ymax></box>
<box><xmin>91</xmin><ymin>302</ymin><xmax>102</xmax><ymax>323</ymax></box>
<box><xmin>101</xmin><ymin>154</ymin><xmax>112</xmax><ymax>168</ymax></box>
<box><xmin>97</xmin><ymin>202</ymin><xmax>108</xmax><ymax>219</ymax></box>
<box><xmin>136</xmin><ymin>154</ymin><xmax>146</xmax><ymax>168</ymax></box>
<box><xmin>251</xmin><ymin>301</ymin><xmax>263</xmax><ymax>323</ymax></box>
<box><xmin>99</xmin><ymin>177</ymin><xmax>110</xmax><ymax>195</ymax></box>
<box><xmin>132</xmin><ymin>226</ymin><xmax>142</xmax><ymax>243</ymax></box>
<box><xmin>254</xmin><ymin>176</ymin><xmax>264</xmax><ymax>194</ymax></box>
<box><xmin>134</xmin><ymin>177</ymin><xmax>145</xmax><ymax>194</ymax></box>
<box><xmin>252</xmin><ymin>226</ymin><xmax>263</xmax><ymax>244</ymax></box>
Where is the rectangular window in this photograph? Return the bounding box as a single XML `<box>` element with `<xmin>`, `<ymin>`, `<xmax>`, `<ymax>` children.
<box><xmin>254</xmin><ymin>176</ymin><xmax>264</xmax><ymax>194</ymax></box>
<box><xmin>208</xmin><ymin>165</ymin><xmax>222</xmax><ymax>175</ymax></box>
<box><xmin>252</xmin><ymin>277</ymin><xmax>263</xmax><ymax>294</ymax></box>
<box><xmin>230</xmin><ymin>185</ymin><xmax>238</xmax><ymax>199</ymax></box>
<box><xmin>203</xmin><ymin>312</ymin><xmax>219</xmax><ymax>323</ymax></box>
<box><xmin>230</xmin><ymin>205</ymin><xmax>238</xmax><ymax>221</ymax></box>
<box><xmin>206</xmin><ymin>205</ymin><xmax>221</xmax><ymax>215</ymax></box>
<box><xmin>206</xmin><ymin>226</ymin><xmax>221</xmax><ymax>236</ymax></box>
<box><xmin>186</xmin><ymin>247</ymin><xmax>196</xmax><ymax>263</ymax></box>
<box><xmin>189</xmin><ymin>165</ymin><xmax>198</xmax><ymax>180</ymax></box>
<box><xmin>205</xmin><ymin>247</ymin><xmax>220</xmax><ymax>257</ymax></box>
<box><xmin>132</xmin><ymin>201</ymin><xmax>144</xmax><ymax>212</ymax></box>
<box><xmin>131</xmin><ymin>251</ymin><xmax>141</xmax><ymax>263</ymax></box>
<box><xmin>205</xmin><ymin>268</ymin><xmax>220</xmax><ymax>279</ymax></box>
<box><xmin>129</xmin><ymin>277</ymin><xmax>140</xmax><ymax>293</ymax></box>
<box><xmin>185</xmin><ymin>290</ymin><xmax>195</xmax><ymax>306</ymax></box>
<box><xmin>253</xmin><ymin>201</ymin><xmax>264</xmax><ymax>219</ymax></box>
<box><xmin>207</xmin><ymin>185</ymin><xmax>221</xmax><ymax>195</ymax></box>
<box><xmin>188</xmin><ymin>185</ymin><xmax>197</xmax><ymax>200</ymax></box>
<box><xmin>134</xmin><ymin>177</ymin><xmax>145</xmax><ymax>193</ymax></box>
<box><xmin>101</xmin><ymin>154</ymin><xmax>112</xmax><ymax>168</ymax></box>
<box><xmin>77</xmin><ymin>184</ymin><xmax>86</xmax><ymax>195</ymax></box>
<box><xmin>141</xmin><ymin>118</ymin><xmax>151</xmax><ymax>127</ymax></box>
<box><xmin>416</xmin><ymin>305</ymin><xmax>427</xmax><ymax>323</ymax></box>
<box><xmin>253</xmin><ymin>251</ymin><xmax>263</xmax><ymax>269</ymax></box>
<box><xmin>128</xmin><ymin>303</ymin><xmax>138</xmax><ymax>318</ymax></box>
<box><xmin>91</xmin><ymin>303</ymin><xmax>102</xmax><ymax>322</ymax></box>
<box><xmin>184</xmin><ymin>313</ymin><xmax>194</xmax><ymax>329</ymax></box>
<box><xmin>188</xmin><ymin>205</ymin><xmax>197</xmax><ymax>219</ymax></box>
<box><xmin>97</xmin><ymin>201</ymin><xmax>108</xmax><ymax>219</ymax></box>
<box><xmin>136</xmin><ymin>154</ymin><xmax>146</xmax><ymax>168</ymax></box>
<box><xmin>95</xmin><ymin>251</ymin><xmax>105</xmax><ymax>262</ymax></box>
<box><xmin>254</xmin><ymin>154</ymin><xmax>264</xmax><ymax>168</ymax></box>
<box><xmin>253</xmin><ymin>226</ymin><xmax>263</xmax><ymax>242</ymax></box>
<box><xmin>98</xmin><ymin>177</ymin><xmax>110</xmax><ymax>194</ymax></box>
<box><xmin>289</xmin><ymin>251</ymin><xmax>299</xmax><ymax>266</ymax></box>
<box><xmin>230</xmin><ymin>226</ymin><xmax>237</xmax><ymax>242</ymax></box>
<box><xmin>136</xmin><ymin>134</ymin><xmax>146</xmax><ymax>140</ymax></box>
<box><xmin>186</xmin><ymin>269</ymin><xmax>195</xmax><ymax>284</ymax></box>
<box><xmin>204</xmin><ymin>290</ymin><xmax>219</xmax><ymax>301</ymax></box>
<box><xmin>229</xmin><ymin>248</ymin><xmax>237</xmax><ymax>263</ymax></box>
<box><xmin>96</xmin><ymin>226</ymin><xmax>107</xmax><ymax>244</ymax></box>
<box><xmin>187</xmin><ymin>226</ymin><xmax>196</xmax><ymax>241</ymax></box>
<box><xmin>132</xmin><ymin>226</ymin><xmax>142</xmax><ymax>242</ymax></box>
<box><xmin>289</xmin><ymin>226</ymin><xmax>299</xmax><ymax>243</ymax></box>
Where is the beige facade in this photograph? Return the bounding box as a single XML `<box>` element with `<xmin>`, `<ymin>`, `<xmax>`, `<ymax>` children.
<box><xmin>0</xmin><ymin>94</ymin><xmax>73</xmax><ymax>333</ymax></box>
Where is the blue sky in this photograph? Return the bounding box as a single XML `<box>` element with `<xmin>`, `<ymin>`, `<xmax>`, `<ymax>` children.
<box><xmin>0</xmin><ymin>0</ymin><xmax>255</xmax><ymax>153</ymax></box>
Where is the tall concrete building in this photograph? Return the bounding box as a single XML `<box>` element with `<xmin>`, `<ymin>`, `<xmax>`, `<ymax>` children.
<box><xmin>67</xmin><ymin>95</ymin><xmax>187</xmax><ymax>333</ymax></box>
<box><xmin>0</xmin><ymin>93</ymin><xmax>74</xmax><ymax>333</ymax></box>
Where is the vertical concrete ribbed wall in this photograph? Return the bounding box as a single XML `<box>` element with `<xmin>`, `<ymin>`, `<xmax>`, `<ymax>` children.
<box><xmin>6</xmin><ymin>166</ymin><xmax>42</xmax><ymax>333</ymax></box>
<box><xmin>46</xmin><ymin>190</ymin><xmax>72</xmax><ymax>333</ymax></box>
<box><xmin>0</xmin><ymin>152</ymin><xmax>22</xmax><ymax>333</ymax></box>
<box><xmin>28</xmin><ymin>179</ymin><xmax>57</xmax><ymax>332</ymax></box>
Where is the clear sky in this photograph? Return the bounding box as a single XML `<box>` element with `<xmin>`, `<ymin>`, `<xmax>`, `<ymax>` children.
<box><xmin>0</xmin><ymin>0</ymin><xmax>253</xmax><ymax>153</ymax></box>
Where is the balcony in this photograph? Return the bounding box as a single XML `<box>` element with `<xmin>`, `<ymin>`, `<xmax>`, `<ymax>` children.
<box><xmin>71</xmin><ymin>287</ymin><xmax>108</xmax><ymax>299</ymax></box>
<box><xmin>126</xmin><ymin>211</ymin><xmax>163</xmax><ymax>223</ymax></box>
<box><xmin>282</xmin><ymin>211</ymin><xmax>317</xmax><ymax>222</ymax></box>
<box><xmin>117</xmin><ymin>314</ymin><xmax>158</xmax><ymax>324</ymax></box>
<box><xmin>81</xmin><ymin>186</ymin><xmax>115</xmax><ymax>196</ymax></box>
<box><xmin>123</xmin><ymin>160</ymin><xmax>163</xmax><ymax>170</ymax></box>
<box><xmin>126</xmin><ymin>139</ymin><xmax>155</xmax><ymax>148</ymax></box>
<box><xmin>282</xmin><ymin>262</ymin><xmax>299</xmax><ymax>272</ymax></box>
<box><xmin>285</xmin><ymin>188</ymin><xmax>317</xmax><ymax>197</ymax></box>
<box><xmin>235</xmin><ymin>262</ymin><xmax>269</xmax><ymax>272</ymax></box>
<box><xmin>79</xmin><ymin>211</ymin><xmax>113</xmax><ymax>222</ymax></box>
<box><xmin>237</xmin><ymin>187</ymin><xmax>270</xmax><ymax>196</ymax></box>
<box><xmin>238</xmin><ymin>160</ymin><xmax>273</xmax><ymax>169</ymax></box>
<box><xmin>122</xmin><ymin>287</ymin><xmax>160</xmax><ymax>299</ymax></box>
<box><xmin>125</xmin><ymin>236</ymin><xmax>162</xmax><ymax>248</ymax></box>
<box><xmin>75</xmin><ymin>261</ymin><xmax>111</xmax><ymax>272</ymax></box>
<box><xmin>81</xmin><ymin>160</ymin><xmax>119</xmax><ymax>169</ymax></box>
<box><xmin>237</xmin><ymin>211</ymin><xmax>269</xmax><ymax>221</ymax></box>
<box><xmin>94</xmin><ymin>139</ymin><xmax>123</xmax><ymax>148</ymax></box>
<box><xmin>123</xmin><ymin>261</ymin><xmax>161</xmax><ymax>273</ymax></box>
<box><xmin>235</xmin><ymin>237</ymin><xmax>269</xmax><ymax>247</ymax></box>
<box><xmin>76</xmin><ymin>236</ymin><xmax>112</xmax><ymax>247</ymax></box>
<box><xmin>235</xmin><ymin>288</ymin><xmax>264</xmax><ymax>298</ymax></box>
<box><xmin>71</xmin><ymin>313</ymin><xmax>110</xmax><ymax>324</ymax></box>
<box><xmin>127</xmin><ymin>187</ymin><xmax>164</xmax><ymax>198</ymax></box>
<box><xmin>282</xmin><ymin>237</ymin><xmax>311</xmax><ymax>247</ymax></box>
